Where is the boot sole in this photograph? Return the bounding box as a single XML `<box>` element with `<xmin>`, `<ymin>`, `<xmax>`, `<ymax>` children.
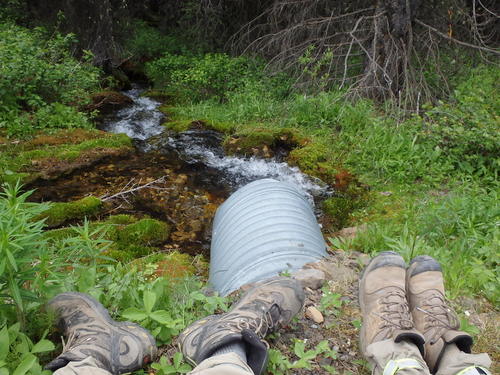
<box><xmin>408</xmin><ymin>255</ymin><xmax>441</xmax><ymax>276</ymax></box>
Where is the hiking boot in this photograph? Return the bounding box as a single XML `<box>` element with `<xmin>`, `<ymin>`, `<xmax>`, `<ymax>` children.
<box><xmin>45</xmin><ymin>292</ymin><xmax>157</xmax><ymax>374</ymax></box>
<box><xmin>407</xmin><ymin>255</ymin><xmax>473</xmax><ymax>373</ymax></box>
<box><xmin>178</xmin><ymin>277</ymin><xmax>304</xmax><ymax>375</ymax></box>
<box><xmin>359</xmin><ymin>251</ymin><xmax>425</xmax><ymax>356</ymax></box>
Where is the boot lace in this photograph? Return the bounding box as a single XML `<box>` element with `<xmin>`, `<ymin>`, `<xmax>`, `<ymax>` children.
<box><xmin>374</xmin><ymin>289</ymin><xmax>414</xmax><ymax>338</ymax></box>
<box><xmin>61</xmin><ymin>331</ymin><xmax>93</xmax><ymax>352</ymax></box>
<box><xmin>223</xmin><ymin>302</ymin><xmax>280</xmax><ymax>338</ymax></box>
<box><xmin>416</xmin><ymin>292</ymin><xmax>459</xmax><ymax>344</ymax></box>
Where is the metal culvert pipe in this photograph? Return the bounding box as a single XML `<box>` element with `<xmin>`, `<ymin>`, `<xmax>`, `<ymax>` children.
<box><xmin>209</xmin><ymin>178</ymin><xmax>328</xmax><ymax>296</ymax></box>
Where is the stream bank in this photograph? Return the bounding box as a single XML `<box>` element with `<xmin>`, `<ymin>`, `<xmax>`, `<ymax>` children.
<box><xmin>26</xmin><ymin>84</ymin><xmax>335</xmax><ymax>261</ymax></box>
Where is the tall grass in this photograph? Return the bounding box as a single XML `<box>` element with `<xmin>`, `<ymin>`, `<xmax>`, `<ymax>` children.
<box><xmin>160</xmin><ymin>53</ymin><xmax>498</xmax><ymax>304</ymax></box>
<box><xmin>351</xmin><ymin>184</ymin><xmax>499</xmax><ymax>303</ymax></box>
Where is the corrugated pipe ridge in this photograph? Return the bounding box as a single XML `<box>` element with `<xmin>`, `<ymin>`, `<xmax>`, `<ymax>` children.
<box><xmin>209</xmin><ymin>178</ymin><xmax>327</xmax><ymax>296</ymax></box>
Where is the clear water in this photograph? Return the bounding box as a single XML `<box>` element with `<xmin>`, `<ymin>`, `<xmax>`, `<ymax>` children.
<box><xmin>102</xmin><ymin>87</ymin><xmax>331</xmax><ymax>200</ymax></box>
<box><xmin>102</xmin><ymin>87</ymin><xmax>164</xmax><ymax>140</ymax></box>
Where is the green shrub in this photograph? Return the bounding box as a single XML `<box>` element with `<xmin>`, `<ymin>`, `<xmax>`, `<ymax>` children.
<box><xmin>147</xmin><ymin>53</ymin><xmax>275</xmax><ymax>102</ymax></box>
<box><xmin>0</xmin><ymin>23</ymin><xmax>100</xmax><ymax>109</ymax></box>
<box><xmin>0</xmin><ymin>0</ymin><xmax>26</xmax><ymax>22</ymax></box>
<box><xmin>0</xmin><ymin>22</ymin><xmax>100</xmax><ymax>137</ymax></box>
<box><xmin>420</xmin><ymin>66</ymin><xmax>500</xmax><ymax>178</ymax></box>
<box><xmin>0</xmin><ymin>183</ymin><xmax>52</xmax><ymax>325</ymax></box>
<box><xmin>34</xmin><ymin>103</ymin><xmax>93</xmax><ymax>131</ymax></box>
<box><xmin>125</xmin><ymin>20</ymin><xmax>190</xmax><ymax>59</ymax></box>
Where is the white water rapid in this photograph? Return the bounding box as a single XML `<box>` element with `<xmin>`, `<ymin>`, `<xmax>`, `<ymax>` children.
<box><xmin>102</xmin><ymin>86</ymin><xmax>330</xmax><ymax>200</ymax></box>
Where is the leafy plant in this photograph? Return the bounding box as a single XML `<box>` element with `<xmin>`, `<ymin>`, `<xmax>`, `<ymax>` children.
<box><xmin>268</xmin><ymin>340</ymin><xmax>338</xmax><ymax>374</ymax></box>
<box><xmin>122</xmin><ymin>289</ymin><xmax>184</xmax><ymax>344</ymax></box>
<box><xmin>0</xmin><ymin>23</ymin><xmax>99</xmax><ymax>137</ymax></box>
<box><xmin>319</xmin><ymin>285</ymin><xmax>344</xmax><ymax>316</ymax></box>
<box><xmin>146</xmin><ymin>53</ymin><xmax>273</xmax><ymax>102</ymax></box>
<box><xmin>0</xmin><ymin>182</ymin><xmax>51</xmax><ymax>326</ymax></box>
<box><xmin>151</xmin><ymin>353</ymin><xmax>192</xmax><ymax>375</ymax></box>
<box><xmin>0</xmin><ymin>323</ymin><xmax>54</xmax><ymax>375</ymax></box>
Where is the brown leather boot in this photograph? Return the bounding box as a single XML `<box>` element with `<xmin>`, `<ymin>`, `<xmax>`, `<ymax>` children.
<box><xmin>407</xmin><ymin>255</ymin><xmax>473</xmax><ymax>374</ymax></box>
<box><xmin>359</xmin><ymin>251</ymin><xmax>425</xmax><ymax>356</ymax></box>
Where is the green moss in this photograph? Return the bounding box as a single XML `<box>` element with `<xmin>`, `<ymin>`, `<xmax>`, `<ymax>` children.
<box><xmin>59</xmin><ymin>150</ymin><xmax>80</xmax><ymax>160</ymax></box>
<box><xmin>288</xmin><ymin>142</ymin><xmax>338</xmax><ymax>184</ymax></box>
<box><xmin>159</xmin><ymin>104</ymin><xmax>175</xmax><ymax>116</ymax></box>
<box><xmin>37</xmin><ymin>196</ymin><xmax>102</xmax><ymax>227</ymax></box>
<box><xmin>44</xmin><ymin>215</ymin><xmax>171</xmax><ymax>262</ymax></box>
<box><xmin>323</xmin><ymin>181</ymin><xmax>370</xmax><ymax>229</ymax></box>
<box><xmin>43</xmin><ymin>227</ymin><xmax>80</xmax><ymax>242</ymax></box>
<box><xmin>224</xmin><ymin>130</ymin><xmax>275</xmax><ymax>156</ymax></box>
<box><xmin>116</xmin><ymin>218</ymin><xmax>170</xmax><ymax>247</ymax></box>
<box><xmin>142</xmin><ymin>90</ymin><xmax>173</xmax><ymax>102</ymax></box>
<box><xmin>202</xmin><ymin>120</ymin><xmax>235</xmax><ymax>134</ymax></box>
<box><xmin>104</xmin><ymin>214</ymin><xmax>137</xmax><ymax>225</ymax></box>
<box><xmin>107</xmin><ymin>244</ymin><xmax>156</xmax><ymax>262</ymax></box>
<box><xmin>163</xmin><ymin>119</ymin><xmax>192</xmax><ymax>132</ymax></box>
<box><xmin>323</xmin><ymin>196</ymin><xmax>357</xmax><ymax>229</ymax></box>
<box><xmin>136</xmin><ymin>251</ymin><xmax>200</xmax><ymax>281</ymax></box>
<box><xmin>0</xmin><ymin>130</ymin><xmax>133</xmax><ymax>183</ymax></box>
<box><xmin>71</xmin><ymin>133</ymin><xmax>132</xmax><ymax>151</ymax></box>
<box><xmin>223</xmin><ymin>127</ymin><xmax>307</xmax><ymax>156</ymax></box>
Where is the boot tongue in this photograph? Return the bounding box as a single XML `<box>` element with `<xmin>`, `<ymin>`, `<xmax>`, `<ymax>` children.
<box><xmin>394</xmin><ymin>330</ymin><xmax>425</xmax><ymax>357</ymax></box>
<box><xmin>442</xmin><ymin>330</ymin><xmax>473</xmax><ymax>353</ymax></box>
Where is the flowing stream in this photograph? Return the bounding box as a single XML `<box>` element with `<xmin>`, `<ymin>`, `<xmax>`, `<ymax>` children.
<box><xmin>101</xmin><ymin>86</ymin><xmax>330</xmax><ymax>202</ymax></box>
<box><xmin>28</xmin><ymin>84</ymin><xmax>333</xmax><ymax>254</ymax></box>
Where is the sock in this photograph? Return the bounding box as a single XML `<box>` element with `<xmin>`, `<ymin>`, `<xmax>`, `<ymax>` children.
<box><xmin>212</xmin><ymin>341</ymin><xmax>247</xmax><ymax>363</ymax></box>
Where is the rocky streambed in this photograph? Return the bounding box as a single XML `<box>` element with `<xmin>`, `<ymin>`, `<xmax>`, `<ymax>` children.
<box><xmin>29</xmin><ymin>84</ymin><xmax>332</xmax><ymax>258</ymax></box>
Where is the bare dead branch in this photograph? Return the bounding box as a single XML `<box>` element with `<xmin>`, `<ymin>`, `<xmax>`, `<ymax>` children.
<box><xmin>415</xmin><ymin>19</ymin><xmax>500</xmax><ymax>55</ymax></box>
<box><xmin>100</xmin><ymin>177</ymin><xmax>167</xmax><ymax>202</ymax></box>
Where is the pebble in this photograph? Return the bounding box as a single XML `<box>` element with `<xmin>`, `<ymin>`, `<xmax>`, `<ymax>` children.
<box><xmin>292</xmin><ymin>268</ymin><xmax>326</xmax><ymax>290</ymax></box>
<box><xmin>305</xmin><ymin>306</ymin><xmax>324</xmax><ymax>324</ymax></box>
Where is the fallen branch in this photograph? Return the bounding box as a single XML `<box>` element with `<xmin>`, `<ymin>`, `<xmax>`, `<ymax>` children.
<box><xmin>100</xmin><ymin>177</ymin><xmax>167</xmax><ymax>202</ymax></box>
<box><xmin>415</xmin><ymin>19</ymin><xmax>500</xmax><ymax>55</ymax></box>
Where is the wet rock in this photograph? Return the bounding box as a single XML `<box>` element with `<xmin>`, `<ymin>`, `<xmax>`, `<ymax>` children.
<box><xmin>319</xmin><ymin>358</ymin><xmax>333</xmax><ymax>366</ymax></box>
<box><xmin>357</xmin><ymin>253</ymin><xmax>371</xmax><ymax>267</ymax></box>
<box><xmin>292</xmin><ymin>268</ymin><xmax>326</xmax><ymax>290</ymax></box>
<box><xmin>336</xmin><ymin>224</ymin><xmax>367</xmax><ymax>240</ymax></box>
<box><xmin>89</xmin><ymin>91</ymin><xmax>133</xmax><ymax>113</ymax></box>
<box><xmin>306</xmin><ymin>306</ymin><xmax>324</xmax><ymax>324</ymax></box>
<box><xmin>306</xmin><ymin>258</ymin><xmax>357</xmax><ymax>285</ymax></box>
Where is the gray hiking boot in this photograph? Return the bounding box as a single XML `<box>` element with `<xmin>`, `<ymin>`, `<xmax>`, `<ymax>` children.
<box><xmin>178</xmin><ymin>277</ymin><xmax>304</xmax><ymax>375</ymax></box>
<box><xmin>46</xmin><ymin>292</ymin><xmax>157</xmax><ymax>374</ymax></box>
<box><xmin>407</xmin><ymin>255</ymin><xmax>473</xmax><ymax>373</ymax></box>
<box><xmin>359</xmin><ymin>251</ymin><xmax>425</xmax><ymax>356</ymax></box>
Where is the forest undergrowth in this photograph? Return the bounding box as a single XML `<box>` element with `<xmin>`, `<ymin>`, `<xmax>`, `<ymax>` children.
<box><xmin>0</xmin><ymin>19</ymin><xmax>498</xmax><ymax>375</ymax></box>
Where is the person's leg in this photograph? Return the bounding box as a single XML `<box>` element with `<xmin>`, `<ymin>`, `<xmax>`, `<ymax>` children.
<box><xmin>359</xmin><ymin>251</ymin><xmax>429</xmax><ymax>375</ymax></box>
<box><xmin>53</xmin><ymin>358</ymin><xmax>111</xmax><ymax>375</ymax></box>
<box><xmin>435</xmin><ymin>344</ymin><xmax>491</xmax><ymax>375</ymax></box>
<box><xmin>46</xmin><ymin>292</ymin><xmax>157</xmax><ymax>375</ymax></box>
<box><xmin>406</xmin><ymin>255</ymin><xmax>492</xmax><ymax>375</ymax></box>
<box><xmin>189</xmin><ymin>353</ymin><xmax>254</xmax><ymax>375</ymax></box>
<box><xmin>179</xmin><ymin>277</ymin><xmax>305</xmax><ymax>375</ymax></box>
<box><xmin>366</xmin><ymin>340</ymin><xmax>430</xmax><ymax>375</ymax></box>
